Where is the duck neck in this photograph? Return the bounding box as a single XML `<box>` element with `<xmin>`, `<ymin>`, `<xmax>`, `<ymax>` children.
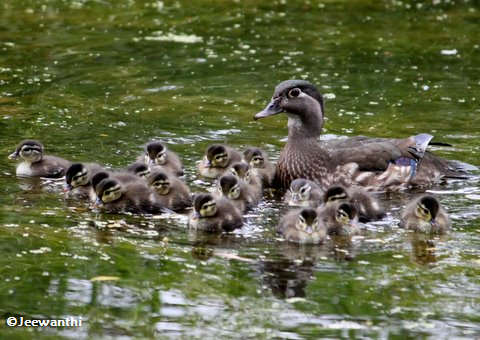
<box><xmin>287</xmin><ymin>113</ymin><xmax>323</xmax><ymax>140</ymax></box>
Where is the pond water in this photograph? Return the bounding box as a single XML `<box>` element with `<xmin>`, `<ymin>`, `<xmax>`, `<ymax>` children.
<box><xmin>1</xmin><ymin>0</ymin><xmax>480</xmax><ymax>338</ymax></box>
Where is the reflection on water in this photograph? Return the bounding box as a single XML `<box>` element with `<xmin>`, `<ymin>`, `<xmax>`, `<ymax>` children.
<box><xmin>1</xmin><ymin>0</ymin><xmax>480</xmax><ymax>338</ymax></box>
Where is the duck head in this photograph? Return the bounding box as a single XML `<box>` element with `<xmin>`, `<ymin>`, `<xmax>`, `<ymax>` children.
<box><xmin>65</xmin><ymin>163</ymin><xmax>89</xmax><ymax>190</ymax></box>
<box><xmin>91</xmin><ymin>171</ymin><xmax>110</xmax><ymax>192</ymax></box>
<box><xmin>193</xmin><ymin>193</ymin><xmax>217</xmax><ymax>218</ymax></box>
<box><xmin>95</xmin><ymin>178</ymin><xmax>124</xmax><ymax>204</ymax></box>
<box><xmin>288</xmin><ymin>179</ymin><xmax>313</xmax><ymax>206</ymax></box>
<box><xmin>204</xmin><ymin>144</ymin><xmax>229</xmax><ymax>168</ymax></box>
<box><xmin>324</xmin><ymin>185</ymin><xmax>349</xmax><ymax>203</ymax></box>
<box><xmin>9</xmin><ymin>140</ymin><xmax>44</xmax><ymax>163</ymax></box>
<box><xmin>254</xmin><ymin>80</ymin><xmax>325</xmax><ymax>138</ymax></box>
<box><xmin>127</xmin><ymin>162</ymin><xmax>150</xmax><ymax>178</ymax></box>
<box><xmin>219</xmin><ymin>175</ymin><xmax>241</xmax><ymax>200</ymax></box>
<box><xmin>148</xmin><ymin>170</ymin><xmax>171</xmax><ymax>195</ymax></box>
<box><xmin>145</xmin><ymin>141</ymin><xmax>168</xmax><ymax>166</ymax></box>
<box><xmin>295</xmin><ymin>208</ymin><xmax>320</xmax><ymax>234</ymax></box>
<box><xmin>415</xmin><ymin>195</ymin><xmax>440</xmax><ymax>228</ymax></box>
<box><xmin>243</xmin><ymin>147</ymin><xmax>266</xmax><ymax>168</ymax></box>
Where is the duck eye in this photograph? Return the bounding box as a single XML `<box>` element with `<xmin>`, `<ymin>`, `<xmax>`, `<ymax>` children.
<box><xmin>288</xmin><ymin>88</ymin><xmax>301</xmax><ymax>98</ymax></box>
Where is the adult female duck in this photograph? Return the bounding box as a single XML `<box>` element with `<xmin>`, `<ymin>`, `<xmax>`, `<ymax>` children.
<box><xmin>254</xmin><ymin>80</ymin><xmax>474</xmax><ymax>191</ymax></box>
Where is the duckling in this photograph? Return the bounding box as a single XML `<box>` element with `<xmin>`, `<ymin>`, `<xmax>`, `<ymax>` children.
<box><xmin>284</xmin><ymin>178</ymin><xmax>323</xmax><ymax>208</ymax></box>
<box><xmin>197</xmin><ymin>144</ymin><xmax>242</xmax><ymax>179</ymax></box>
<box><xmin>8</xmin><ymin>140</ymin><xmax>71</xmax><ymax>178</ymax></box>
<box><xmin>243</xmin><ymin>147</ymin><xmax>276</xmax><ymax>187</ymax></box>
<box><xmin>188</xmin><ymin>193</ymin><xmax>243</xmax><ymax>232</ymax></box>
<box><xmin>318</xmin><ymin>201</ymin><xmax>359</xmax><ymax>236</ymax></box>
<box><xmin>229</xmin><ymin>162</ymin><xmax>263</xmax><ymax>199</ymax></box>
<box><xmin>91</xmin><ymin>171</ymin><xmax>142</xmax><ymax>195</ymax></box>
<box><xmin>141</xmin><ymin>141</ymin><xmax>183</xmax><ymax>176</ymax></box>
<box><xmin>277</xmin><ymin>208</ymin><xmax>327</xmax><ymax>244</ymax></box>
<box><xmin>147</xmin><ymin>169</ymin><xmax>192</xmax><ymax>212</ymax></box>
<box><xmin>126</xmin><ymin>162</ymin><xmax>150</xmax><ymax>178</ymax></box>
<box><xmin>65</xmin><ymin>163</ymin><xmax>104</xmax><ymax>201</ymax></box>
<box><xmin>323</xmin><ymin>185</ymin><xmax>385</xmax><ymax>222</ymax></box>
<box><xmin>399</xmin><ymin>194</ymin><xmax>450</xmax><ymax>233</ymax></box>
<box><xmin>254</xmin><ymin>80</ymin><xmax>475</xmax><ymax>191</ymax></box>
<box><xmin>218</xmin><ymin>174</ymin><xmax>259</xmax><ymax>213</ymax></box>
<box><xmin>95</xmin><ymin>178</ymin><xmax>165</xmax><ymax>214</ymax></box>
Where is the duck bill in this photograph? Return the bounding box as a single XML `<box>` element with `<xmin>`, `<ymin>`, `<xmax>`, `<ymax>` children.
<box><xmin>8</xmin><ymin>152</ymin><xmax>18</xmax><ymax>160</ymax></box>
<box><xmin>254</xmin><ymin>97</ymin><xmax>283</xmax><ymax>120</ymax></box>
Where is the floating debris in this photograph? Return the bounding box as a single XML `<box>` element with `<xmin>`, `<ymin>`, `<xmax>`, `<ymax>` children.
<box><xmin>143</xmin><ymin>32</ymin><xmax>203</xmax><ymax>44</ymax></box>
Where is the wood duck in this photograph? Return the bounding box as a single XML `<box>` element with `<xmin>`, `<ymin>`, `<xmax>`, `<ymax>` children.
<box><xmin>65</xmin><ymin>163</ymin><xmax>105</xmax><ymax>201</ymax></box>
<box><xmin>399</xmin><ymin>194</ymin><xmax>450</xmax><ymax>233</ymax></box>
<box><xmin>95</xmin><ymin>177</ymin><xmax>165</xmax><ymax>214</ymax></box>
<box><xmin>126</xmin><ymin>162</ymin><xmax>150</xmax><ymax>178</ymax></box>
<box><xmin>323</xmin><ymin>185</ymin><xmax>385</xmax><ymax>222</ymax></box>
<box><xmin>218</xmin><ymin>174</ymin><xmax>259</xmax><ymax>212</ymax></box>
<box><xmin>277</xmin><ymin>208</ymin><xmax>327</xmax><ymax>244</ymax></box>
<box><xmin>317</xmin><ymin>201</ymin><xmax>359</xmax><ymax>236</ymax></box>
<box><xmin>243</xmin><ymin>147</ymin><xmax>276</xmax><ymax>187</ymax></box>
<box><xmin>8</xmin><ymin>140</ymin><xmax>71</xmax><ymax>178</ymax></box>
<box><xmin>91</xmin><ymin>171</ymin><xmax>142</xmax><ymax>195</ymax></box>
<box><xmin>147</xmin><ymin>169</ymin><xmax>192</xmax><ymax>212</ymax></box>
<box><xmin>189</xmin><ymin>193</ymin><xmax>243</xmax><ymax>232</ymax></box>
<box><xmin>254</xmin><ymin>80</ymin><xmax>475</xmax><ymax>191</ymax></box>
<box><xmin>197</xmin><ymin>144</ymin><xmax>242</xmax><ymax>179</ymax></box>
<box><xmin>284</xmin><ymin>178</ymin><xmax>323</xmax><ymax>208</ymax></box>
<box><xmin>140</xmin><ymin>141</ymin><xmax>183</xmax><ymax>176</ymax></box>
<box><xmin>229</xmin><ymin>162</ymin><xmax>263</xmax><ymax>199</ymax></box>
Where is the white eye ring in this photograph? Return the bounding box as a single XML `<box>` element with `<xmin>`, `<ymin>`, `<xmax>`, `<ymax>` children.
<box><xmin>289</xmin><ymin>88</ymin><xmax>301</xmax><ymax>98</ymax></box>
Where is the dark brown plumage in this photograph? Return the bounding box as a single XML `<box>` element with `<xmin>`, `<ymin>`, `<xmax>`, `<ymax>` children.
<box><xmin>254</xmin><ymin>80</ymin><xmax>475</xmax><ymax>191</ymax></box>
<box><xmin>8</xmin><ymin>140</ymin><xmax>71</xmax><ymax>178</ymax></box>
<box><xmin>189</xmin><ymin>193</ymin><xmax>243</xmax><ymax>232</ymax></box>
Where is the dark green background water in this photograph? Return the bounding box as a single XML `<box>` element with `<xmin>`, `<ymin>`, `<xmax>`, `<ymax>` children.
<box><xmin>1</xmin><ymin>0</ymin><xmax>479</xmax><ymax>338</ymax></box>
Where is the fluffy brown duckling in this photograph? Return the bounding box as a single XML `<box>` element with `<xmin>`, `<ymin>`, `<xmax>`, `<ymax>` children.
<box><xmin>243</xmin><ymin>147</ymin><xmax>276</xmax><ymax>187</ymax></box>
<box><xmin>126</xmin><ymin>161</ymin><xmax>150</xmax><ymax>178</ymax></box>
<box><xmin>277</xmin><ymin>208</ymin><xmax>327</xmax><ymax>244</ymax></box>
<box><xmin>229</xmin><ymin>162</ymin><xmax>263</xmax><ymax>199</ymax></box>
<box><xmin>188</xmin><ymin>193</ymin><xmax>243</xmax><ymax>232</ymax></box>
<box><xmin>141</xmin><ymin>141</ymin><xmax>183</xmax><ymax>176</ymax></box>
<box><xmin>399</xmin><ymin>194</ymin><xmax>450</xmax><ymax>234</ymax></box>
<box><xmin>323</xmin><ymin>185</ymin><xmax>385</xmax><ymax>222</ymax></box>
<box><xmin>95</xmin><ymin>177</ymin><xmax>165</xmax><ymax>214</ymax></box>
<box><xmin>284</xmin><ymin>178</ymin><xmax>323</xmax><ymax>208</ymax></box>
<box><xmin>8</xmin><ymin>140</ymin><xmax>71</xmax><ymax>178</ymax></box>
<box><xmin>197</xmin><ymin>144</ymin><xmax>242</xmax><ymax>179</ymax></box>
<box><xmin>147</xmin><ymin>169</ymin><xmax>192</xmax><ymax>212</ymax></box>
<box><xmin>65</xmin><ymin>163</ymin><xmax>105</xmax><ymax>201</ymax></box>
<box><xmin>218</xmin><ymin>174</ymin><xmax>259</xmax><ymax>213</ymax></box>
<box><xmin>318</xmin><ymin>201</ymin><xmax>359</xmax><ymax>236</ymax></box>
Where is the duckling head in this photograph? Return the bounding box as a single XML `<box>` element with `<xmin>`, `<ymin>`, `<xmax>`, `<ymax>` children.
<box><xmin>335</xmin><ymin>202</ymin><xmax>357</xmax><ymax>225</ymax></box>
<box><xmin>295</xmin><ymin>208</ymin><xmax>320</xmax><ymax>234</ymax></box>
<box><xmin>219</xmin><ymin>175</ymin><xmax>241</xmax><ymax>200</ymax></box>
<box><xmin>146</xmin><ymin>141</ymin><xmax>167</xmax><ymax>166</ymax></box>
<box><xmin>65</xmin><ymin>163</ymin><xmax>89</xmax><ymax>190</ymax></box>
<box><xmin>416</xmin><ymin>195</ymin><xmax>440</xmax><ymax>225</ymax></box>
<box><xmin>9</xmin><ymin>140</ymin><xmax>44</xmax><ymax>163</ymax></box>
<box><xmin>91</xmin><ymin>171</ymin><xmax>110</xmax><ymax>192</ymax></box>
<box><xmin>127</xmin><ymin>162</ymin><xmax>150</xmax><ymax>178</ymax></box>
<box><xmin>244</xmin><ymin>148</ymin><xmax>265</xmax><ymax>168</ymax></box>
<box><xmin>148</xmin><ymin>170</ymin><xmax>171</xmax><ymax>195</ymax></box>
<box><xmin>205</xmin><ymin>144</ymin><xmax>229</xmax><ymax>168</ymax></box>
<box><xmin>193</xmin><ymin>193</ymin><xmax>217</xmax><ymax>218</ymax></box>
<box><xmin>230</xmin><ymin>162</ymin><xmax>250</xmax><ymax>180</ymax></box>
<box><xmin>254</xmin><ymin>80</ymin><xmax>324</xmax><ymax>138</ymax></box>
<box><xmin>324</xmin><ymin>185</ymin><xmax>349</xmax><ymax>203</ymax></box>
<box><xmin>288</xmin><ymin>179</ymin><xmax>313</xmax><ymax>205</ymax></box>
<box><xmin>95</xmin><ymin>179</ymin><xmax>124</xmax><ymax>204</ymax></box>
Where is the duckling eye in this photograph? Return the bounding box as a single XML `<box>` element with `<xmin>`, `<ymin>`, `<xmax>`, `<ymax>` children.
<box><xmin>215</xmin><ymin>155</ymin><xmax>225</xmax><ymax>161</ymax></box>
<box><xmin>288</xmin><ymin>88</ymin><xmax>301</xmax><ymax>98</ymax></box>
